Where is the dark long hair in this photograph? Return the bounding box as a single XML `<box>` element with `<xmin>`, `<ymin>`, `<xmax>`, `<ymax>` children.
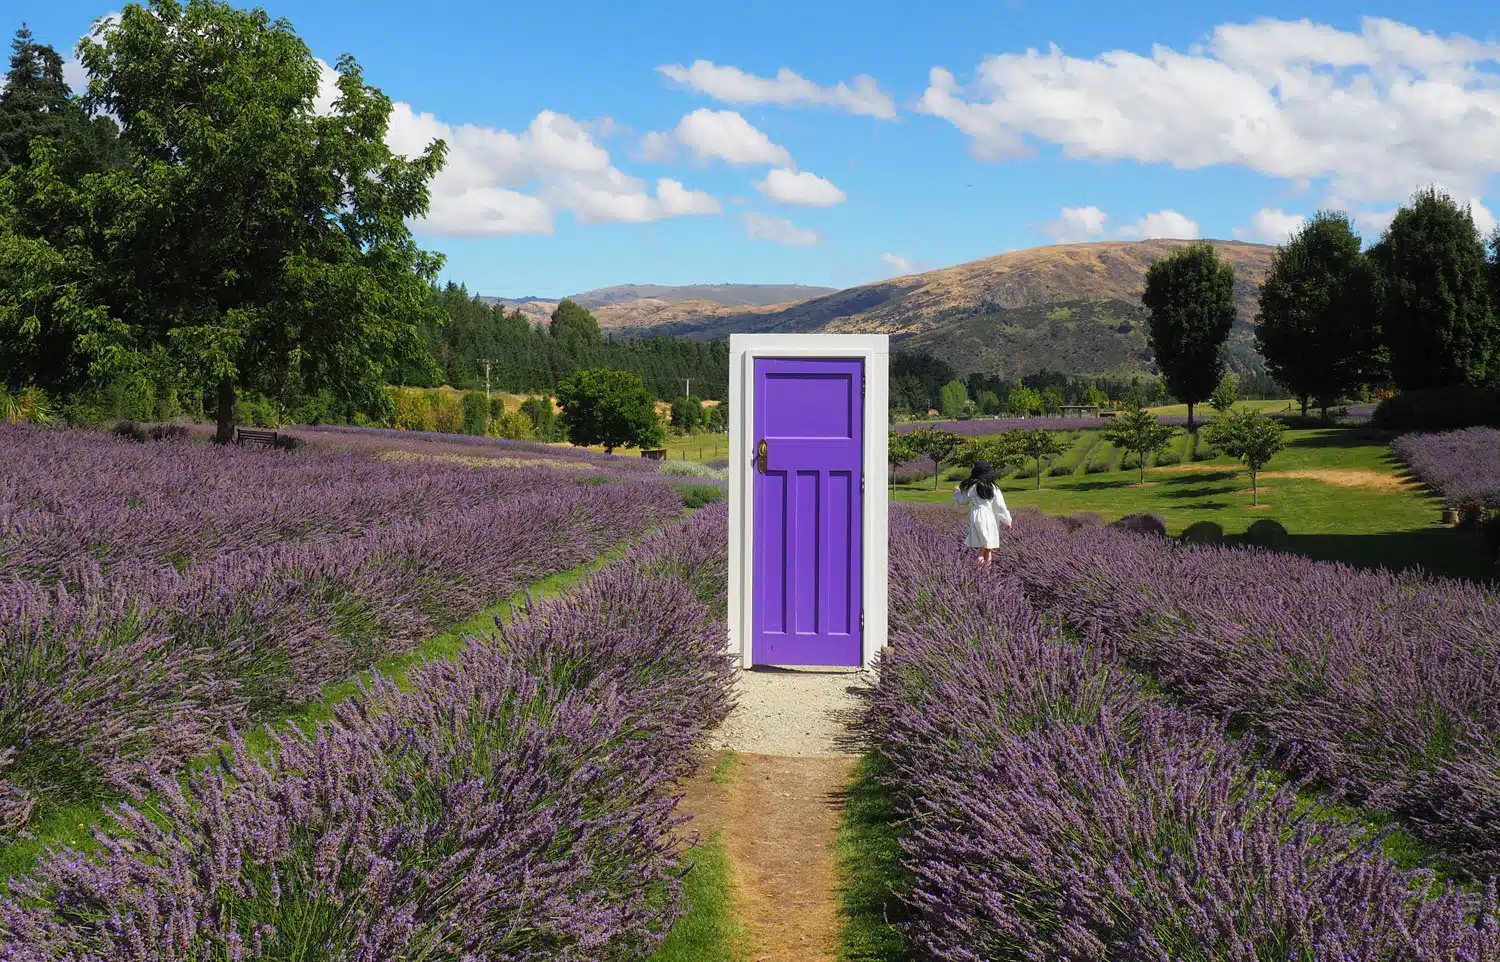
<box><xmin>960</xmin><ymin>459</ymin><xmax>996</xmax><ymax>501</ymax></box>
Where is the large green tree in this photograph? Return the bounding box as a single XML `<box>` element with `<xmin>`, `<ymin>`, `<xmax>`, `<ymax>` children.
<box><xmin>0</xmin><ymin>24</ymin><xmax>123</xmax><ymax>177</ymax></box>
<box><xmin>556</xmin><ymin>368</ymin><xmax>664</xmax><ymax>453</ymax></box>
<box><xmin>1255</xmin><ymin>212</ymin><xmax>1382</xmax><ymax>416</ymax></box>
<box><xmin>1141</xmin><ymin>243</ymin><xmax>1237</xmax><ymax>431</ymax></box>
<box><xmin>1371</xmin><ymin>187</ymin><xmax>1495</xmax><ymax>390</ymax></box>
<box><xmin>0</xmin><ymin>1</ymin><xmax>447</xmax><ymax>441</ymax></box>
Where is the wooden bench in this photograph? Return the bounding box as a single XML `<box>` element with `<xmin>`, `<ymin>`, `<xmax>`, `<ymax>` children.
<box><xmin>235</xmin><ymin>427</ymin><xmax>280</xmax><ymax>447</ymax></box>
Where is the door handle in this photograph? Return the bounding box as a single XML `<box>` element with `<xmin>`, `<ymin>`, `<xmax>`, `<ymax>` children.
<box><xmin>756</xmin><ymin>438</ymin><xmax>769</xmax><ymax>473</ymax></box>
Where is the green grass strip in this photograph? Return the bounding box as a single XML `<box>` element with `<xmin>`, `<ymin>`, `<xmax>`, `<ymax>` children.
<box><xmin>0</xmin><ymin>535</ymin><xmax>646</xmax><ymax>888</ymax></box>
<box><xmin>648</xmin><ymin>835</ymin><xmax>749</xmax><ymax>962</ymax></box>
<box><xmin>837</xmin><ymin>756</ymin><xmax>911</xmax><ymax>962</ymax></box>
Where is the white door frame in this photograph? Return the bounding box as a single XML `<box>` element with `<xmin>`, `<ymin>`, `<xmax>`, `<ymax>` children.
<box><xmin>727</xmin><ymin>333</ymin><xmax>889</xmax><ymax>670</ymax></box>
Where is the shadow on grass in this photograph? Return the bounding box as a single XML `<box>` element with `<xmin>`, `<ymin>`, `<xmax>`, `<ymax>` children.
<box><xmin>1162</xmin><ymin>484</ymin><xmax>1238</xmax><ymax>500</ymax></box>
<box><xmin>1158</xmin><ymin>470</ymin><xmax>1239</xmax><ymax>485</ymax></box>
<box><xmin>834</xmin><ymin>756</ymin><xmax>911</xmax><ymax>962</ymax></box>
<box><xmin>1061</xmin><ymin>478</ymin><xmax>1138</xmax><ymax>492</ymax></box>
<box><xmin>1286</xmin><ymin>428</ymin><xmax>1389</xmax><ymax>449</ymax></box>
<box><xmin>1256</xmin><ymin>528</ymin><xmax>1497</xmax><ymax>584</ymax></box>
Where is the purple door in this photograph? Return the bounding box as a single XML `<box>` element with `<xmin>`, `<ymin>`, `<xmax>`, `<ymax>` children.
<box><xmin>752</xmin><ymin>357</ymin><xmax>863</xmax><ymax>667</ymax></box>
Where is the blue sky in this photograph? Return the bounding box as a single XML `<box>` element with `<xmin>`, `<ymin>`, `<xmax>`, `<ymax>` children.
<box><xmin>18</xmin><ymin>0</ymin><xmax>1500</xmax><ymax>297</ymax></box>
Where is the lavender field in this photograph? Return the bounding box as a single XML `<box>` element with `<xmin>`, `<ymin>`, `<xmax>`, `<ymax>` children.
<box><xmin>1</xmin><ymin>505</ymin><xmax>735</xmax><ymax>959</ymax></box>
<box><xmin>871</xmin><ymin>509</ymin><xmax>1500</xmax><ymax>959</ymax></box>
<box><xmin>1392</xmin><ymin>427</ymin><xmax>1500</xmax><ymax>509</ymax></box>
<box><xmin>0</xmin><ymin>425</ymin><xmax>684</xmax><ymax>837</ymax></box>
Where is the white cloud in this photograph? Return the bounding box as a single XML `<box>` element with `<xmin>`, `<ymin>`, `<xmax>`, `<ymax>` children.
<box><xmin>917</xmin><ymin>16</ymin><xmax>1500</xmax><ymax>212</ymax></box>
<box><xmin>1233</xmin><ymin>207</ymin><xmax>1308</xmax><ymax>243</ymax></box>
<box><xmin>881</xmin><ymin>252</ymin><xmax>916</xmax><ymax>273</ymax></box>
<box><xmin>755</xmin><ymin>168</ymin><xmax>846</xmax><ymax>206</ymax></box>
<box><xmin>674</xmin><ymin>109</ymin><xmax>792</xmax><ymax>166</ymax></box>
<box><xmin>658</xmin><ymin>60</ymin><xmax>897</xmax><ymax>119</ymax></box>
<box><xmin>633</xmin><ymin>130</ymin><xmax>677</xmax><ymax>163</ymax></box>
<box><xmin>1118</xmin><ymin>210</ymin><xmax>1201</xmax><ymax>239</ymax></box>
<box><xmin>1044</xmin><ymin>205</ymin><xmax>1109</xmax><ymax>242</ymax></box>
<box><xmin>744</xmin><ymin>211</ymin><xmax>820</xmax><ymax>246</ymax></box>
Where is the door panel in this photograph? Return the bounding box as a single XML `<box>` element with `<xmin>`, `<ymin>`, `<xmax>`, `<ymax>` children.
<box><xmin>752</xmin><ymin>357</ymin><xmax>863</xmax><ymax>666</ymax></box>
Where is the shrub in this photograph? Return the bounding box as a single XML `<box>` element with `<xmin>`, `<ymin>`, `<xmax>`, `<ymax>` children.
<box><xmin>392</xmin><ymin>388</ymin><xmax>436</xmax><ymax>432</ymax></box>
<box><xmin>678</xmin><ymin>483</ymin><xmax>725</xmax><ymax>509</ymax></box>
<box><xmin>432</xmin><ymin>392</ymin><xmax>464</xmax><ymax>434</ymax></box>
<box><xmin>1372</xmin><ymin>385</ymin><xmax>1500</xmax><ymax>431</ymax></box>
<box><xmin>1109</xmin><ymin>513</ymin><xmax>1168</xmax><ymax>537</ymax></box>
<box><xmin>1060</xmin><ymin>511</ymin><xmax>1106</xmax><ymax>533</ymax></box>
<box><xmin>461</xmin><ymin>392</ymin><xmax>489</xmax><ymax>435</ymax></box>
<box><xmin>112</xmin><ymin>421</ymin><xmax>189</xmax><ymax>443</ymax></box>
<box><xmin>658</xmin><ymin>459</ymin><xmax>728</xmax><ymax>481</ymax></box>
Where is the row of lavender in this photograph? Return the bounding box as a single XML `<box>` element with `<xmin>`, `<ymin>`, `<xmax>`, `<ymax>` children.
<box><xmin>1392</xmin><ymin>427</ymin><xmax>1500</xmax><ymax>508</ymax></box>
<box><xmin>975</xmin><ymin>516</ymin><xmax>1500</xmax><ymax>878</ymax></box>
<box><xmin>0</xmin><ymin>426</ymin><xmax>682</xmax><ymax>835</ymax></box>
<box><xmin>294</xmin><ymin>423</ymin><xmax>665</xmax><ymax>472</ymax></box>
<box><xmin>1</xmin><ymin>505</ymin><xmax>735</xmax><ymax>960</ymax></box>
<box><xmin>870</xmin><ymin>510</ymin><xmax>1500</xmax><ymax>960</ymax></box>
<box><xmin>0</xmin><ymin>425</ymin><xmax>654</xmax><ymax>581</ymax></box>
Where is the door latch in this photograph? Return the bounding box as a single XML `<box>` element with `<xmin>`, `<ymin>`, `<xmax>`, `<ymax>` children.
<box><xmin>756</xmin><ymin>438</ymin><xmax>769</xmax><ymax>473</ymax></box>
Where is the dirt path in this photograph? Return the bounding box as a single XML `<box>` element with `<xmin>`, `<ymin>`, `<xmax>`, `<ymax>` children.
<box><xmin>679</xmin><ymin>751</ymin><xmax>858</xmax><ymax>962</ymax></box>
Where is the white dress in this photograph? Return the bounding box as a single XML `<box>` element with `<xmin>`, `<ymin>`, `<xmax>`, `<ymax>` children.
<box><xmin>952</xmin><ymin>486</ymin><xmax>1013</xmax><ymax>548</ymax></box>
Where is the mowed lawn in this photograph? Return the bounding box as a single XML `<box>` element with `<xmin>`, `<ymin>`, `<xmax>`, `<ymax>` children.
<box><xmin>896</xmin><ymin>427</ymin><xmax>1496</xmax><ymax>582</ymax></box>
<box><xmin>1145</xmin><ymin>398</ymin><xmax>1296</xmax><ymax>417</ymax></box>
<box><xmin>561</xmin><ymin>432</ymin><xmax>729</xmax><ymax>462</ymax></box>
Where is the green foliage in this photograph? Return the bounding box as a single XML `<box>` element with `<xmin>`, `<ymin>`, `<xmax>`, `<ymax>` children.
<box><xmin>938</xmin><ymin>379</ymin><xmax>969</xmax><ymax>418</ymax></box>
<box><xmin>888</xmin><ymin>432</ymin><xmax>918</xmax><ymax>473</ymax></box>
<box><xmin>1040</xmin><ymin>384</ymin><xmax>1065</xmax><ymax>415</ymax></box>
<box><xmin>235</xmin><ymin>393</ymin><xmax>279</xmax><ymax>428</ymax></box>
<box><xmin>976</xmin><ymin>390</ymin><xmax>1002</xmax><ymax>415</ymax></box>
<box><xmin>1142</xmin><ymin>244</ymin><xmax>1237</xmax><ymax>428</ymax></box>
<box><xmin>432</xmin><ymin>393</ymin><xmax>463</xmax><ymax>434</ymax></box>
<box><xmin>1372</xmin><ymin>188</ymin><xmax>1495</xmax><ymax>390</ymax></box>
<box><xmin>1011</xmin><ymin>428</ymin><xmax>1068</xmax><ymax>490</ymax></box>
<box><xmin>1203</xmin><ymin>408</ymin><xmax>1287</xmax><ymax>505</ymax></box>
<box><xmin>670</xmin><ymin>395</ymin><xmax>704</xmax><ymax>434</ymax></box>
<box><xmin>905</xmin><ymin>426</ymin><xmax>961</xmax><ymax>489</ymax></box>
<box><xmin>1255</xmin><ymin>212</ymin><xmax>1383</xmax><ymax>416</ymax></box>
<box><xmin>1103</xmin><ymin>409</ymin><xmax>1179</xmax><ymax>484</ymax></box>
<box><xmin>1209</xmin><ymin>373</ymin><xmax>1239</xmax><ymax>414</ymax></box>
<box><xmin>1370</xmin><ymin>385</ymin><xmax>1500</xmax><ymax>431</ymax></box>
<box><xmin>488</xmin><ymin>409</ymin><xmax>534</xmax><ymax>441</ymax></box>
<box><xmin>520</xmin><ymin>395</ymin><xmax>561</xmax><ymax>441</ymax></box>
<box><xmin>556</xmin><ymin>368</ymin><xmax>664</xmax><ymax>453</ymax></box>
<box><xmin>392</xmin><ymin>388</ymin><xmax>437</xmax><ymax>432</ymax></box>
<box><xmin>460</xmin><ymin>392</ymin><xmax>488</xmax><ymax>435</ymax></box>
<box><xmin>0</xmin><ymin>25</ymin><xmax>123</xmax><ymax>179</ymax></box>
<box><xmin>0</xmin><ymin>1</ymin><xmax>448</xmax><ymax>443</ymax></box>
<box><xmin>703</xmin><ymin>402</ymin><xmax>727</xmax><ymax>433</ymax></box>
<box><xmin>0</xmin><ymin>384</ymin><xmax>51</xmax><ymax>424</ymax></box>
<box><xmin>1007</xmin><ymin>384</ymin><xmax>1043</xmax><ymax>417</ymax></box>
<box><xmin>677</xmin><ymin>483</ymin><xmax>725</xmax><ymax>509</ymax></box>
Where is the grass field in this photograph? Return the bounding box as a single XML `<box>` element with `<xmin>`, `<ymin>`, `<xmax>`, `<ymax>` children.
<box><xmin>1145</xmin><ymin>398</ymin><xmax>1295</xmax><ymax>417</ymax></box>
<box><xmin>561</xmin><ymin>432</ymin><xmax>729</xmax><ymax>462</ymax></box>
<box><xmin>896</xmin><ymin>427</ymin><xmax>1496</xmax><ymax>581</ymax></box>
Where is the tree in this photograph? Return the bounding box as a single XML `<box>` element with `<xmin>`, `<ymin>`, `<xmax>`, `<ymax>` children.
<box><xmin>460</xmin><ymin>391</ymin><xmax>488</xmax><ymax>435</ymax></box>
<box><xmin>905</xmin><ymin>426</ymin><xmax>960</xmax><ymax>489</ymax></box>
<box><xmin>1372</xmin><ymin>188</ymin><xmax>1495</xmax><ymax>390</ymax></box>
<box><xmin>887</xmin><ymin>432</ymin><xmax>918</xmax><ymax>489</ymax></box>
<box><xmin>520</xmin><ymin>395</ymin><xmax>560</xmax><ymax>442</ymax></box>
<box><xmin>1008</xmin><ymin>384</ymin><xmax>1042</xmax><ymax>417</ymax></box>
<box><xmin>1103</xmin><ymin>408</ymin><xmax>1178</xmax><ymax>485</ymax></box>
<box><xmin>0</xmin><ymin>24</ymin><xmax>122</xmax><ymax>177</ymax></box>
<box><xmin>977</xmin><ymin>390</ymin><xmax>1002</xmax><ymax>415</ymax></box>
<box><xmin>1141</xmin><ymin>243</ymin><xmax>1237</xmax><ymax>431</ymax></box>
<box><xmin>938</xmin><ymin>379</ymin><xmax>969</xmax><ymax>418</ymax></box>
<box><xmin>556</xmin><ymin>368</ymin><xmax>664</xmax><ymax>453</ymax></box>
<box><xmin>704</xmin><ymin>401</ymin><xmax>727</xmax><ymax>433</ymax></box>
<box><xmin>1041</xmin><ymin>384</ymin><xmax>1065</xmax><ymax>416</ymax></box>
<box><xmin>1209</xmin><ymin>373</ymin><xmax>1239</xmax><ymax>414</ymax></box>
<box><xmin>1204</xmin><ymin>408</ymin><xmax>1287</xmax><ymax>506</ymax></box>
<box><xmin>1085</xmin><ymin>383</ymin><xmax>1107</xmax><ymax>409</ymax></box>
<box><xmin>1254</xmin><ymin>212</ymin><xmax>1383</xmax><ymax>416</ymax></box>
<box><xmin>1</xmin><ymin>2</ymin><xmax>448</xmax><ymax>442</ymax></box>
<box><xmin>670</xmin><ymin>395</ymin><xmax>703</xmax><ymax>434</ymax></box>
<box><xmin>1012</xmin><ymin>429</ymin><xmax>1066</xmax><ymax>490</ymax></box>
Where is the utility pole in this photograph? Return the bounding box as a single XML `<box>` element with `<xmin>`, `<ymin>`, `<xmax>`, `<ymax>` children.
<box><xmin>683</xmin><ymin>377</ymin><xmax>691</xmax><ymax>399</ymax></box>
<box><xmin>477</xmin><ymin>359</ymin><xmax>495</xmax><ymax>400</ymax></box>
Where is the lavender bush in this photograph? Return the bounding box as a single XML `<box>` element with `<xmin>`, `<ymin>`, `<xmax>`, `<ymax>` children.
<box><xmin>0</xmin><ymin>425</ymin><xmax>683</xmax><ymax>832</ymax></box>
<box><xmin>1392</xmin><ymin>427</ymin><xmax>1500</xmax><ymax>508</ymax></box>
<box><xmin>0</xmin><ymin>505</ymin><xmax>734</xmax><ymax>960</ymax></box>
<box><xmin>959</xmin><ymin>513</ymin><xmax>1500</xmax><ymax>878</ymax></box>
<box><xmin>869</xmin><ymin>512</ymin><xmax>1500</xmax><ymax>960</ymax></box>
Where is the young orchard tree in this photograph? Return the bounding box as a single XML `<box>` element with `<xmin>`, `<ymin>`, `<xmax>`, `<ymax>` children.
<box><xmin>1204</xmin><ymin>408</ymin><xmax>1287</xmax><ymax>507</ymax></box>
<box><xmin>1141</xmin><ymin>244</ymin><xmax>1237</xmax><ymax>432</ymax></box>
<box><xmin>1209</xmin><ymin>373</ymin><xmax>1239</xmax><ymax>414</ymax></box>
<box><xmin>887</xmin><ymin>432</ymin><xmax>918</xmax><ymax>490</ymax></box>
<box><xmin>1254</xmin><ymin>212</ymin><xmax>1382</xmax><ymax>417</ymax></box>
<box><xmin>1012</xmin><ymin>428</ymin><xmax>1066</xmax><ymax>490</ymax></box>
<box><xmin>556</xmin><ymin>368</ymin><xmax>664</xmax><ymax>453</ymax></box>
<box><xmin>906</xmin><ymin>426</ymin><xmax>961</xmax><ymax>489</ymax></box>
<box><xmin>1103</xmin><ymin>409</ymin><xmax>1178</xmax><ymax>485</ymax></box>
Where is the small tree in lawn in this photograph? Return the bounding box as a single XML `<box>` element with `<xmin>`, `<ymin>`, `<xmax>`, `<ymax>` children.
<box><xmin>1104</xmin><ymin>408</ymin><xmax>1178</xmax><ymax>485</ymax></box>
<box><xmin>1013</xmin><ymin>429</ymin><xmax>1066</xmax><ymax>490</ymax></box>
<box><xmin>906</xmin><ymin>426</ymin><xmax>960</xmax><ymax>489</ymax></box>
<box><xmin>556</xmin><ymin>369</ymin><xmax>664</xmax><ymax>453</ymax></box>
<box><xmin>1204</xmin><ymin>408</ymin><xmax>1287</xmax><ymax>506</ymax></box>
<box><xmin>1209</xmin><ymin>373</ymin><xmax>1238</xmax><ymax>414</ymax></box>
<box><xmin>887</xmin><ymin>432</ymin><xmax>918</xmax><ymax>490</ymax></box>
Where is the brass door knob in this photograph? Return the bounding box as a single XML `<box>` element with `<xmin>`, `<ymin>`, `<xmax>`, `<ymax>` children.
<box><xmin>756</xmin><ymin>438</ymin><xmax>769</xmax><ymax>473</ymax></box>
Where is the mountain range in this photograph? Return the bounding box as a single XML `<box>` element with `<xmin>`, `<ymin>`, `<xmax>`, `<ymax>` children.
<box><xmin>482</xmin><ymin>239</ymin><xmax>1278</xmax><ymax>377</ymax></box>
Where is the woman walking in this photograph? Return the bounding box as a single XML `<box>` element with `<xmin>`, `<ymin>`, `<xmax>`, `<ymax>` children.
<box><xmin>952</xmin><ymin>459</ymin><xmax>1012</xmax><ymax>564</ymax></box>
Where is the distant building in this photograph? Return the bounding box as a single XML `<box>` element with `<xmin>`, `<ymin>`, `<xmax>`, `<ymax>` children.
<box><xmin>1060</xmin><ymin>404</ymin><xmax>1102</xmax><ymax>418</ymax></box>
